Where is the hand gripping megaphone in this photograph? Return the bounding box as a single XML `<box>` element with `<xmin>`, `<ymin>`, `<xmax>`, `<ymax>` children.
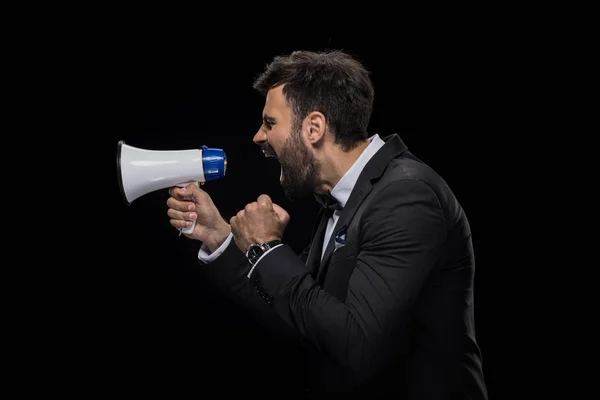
<box><xmin>117</xmin><ymin>140</ymin><xmax>227</xmax><ymax>234</ymax></box>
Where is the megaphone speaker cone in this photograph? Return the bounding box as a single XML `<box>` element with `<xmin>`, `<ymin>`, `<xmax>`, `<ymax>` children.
<box><xmin>116</xmin><ymin>140</ymin><xmax>130</xmax><ymax>206</ymax></box>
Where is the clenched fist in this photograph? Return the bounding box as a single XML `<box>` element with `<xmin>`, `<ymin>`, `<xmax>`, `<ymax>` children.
<box><xmin>230</xmin><ymin>194</ymin><xmax>290</xmax><ymax>252</ymax></box>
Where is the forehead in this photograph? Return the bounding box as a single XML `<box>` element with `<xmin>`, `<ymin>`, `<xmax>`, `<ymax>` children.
<box><xmin>263</xmin><ymin>85</ymin><xmax>290</xmax><ymax>119</ymax></box>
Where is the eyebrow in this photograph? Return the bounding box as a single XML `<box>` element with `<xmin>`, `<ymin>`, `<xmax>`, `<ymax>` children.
<box><xmin>263</xmin><ymin>114</ymin><xmax>276</xmax><ymax>125</ymax></box>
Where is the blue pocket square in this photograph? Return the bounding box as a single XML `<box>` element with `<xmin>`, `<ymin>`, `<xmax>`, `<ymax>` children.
<box><xmin>334</xmin><ymin>225</ymin><xmax>347</xmax><ymax>250</ymax></box>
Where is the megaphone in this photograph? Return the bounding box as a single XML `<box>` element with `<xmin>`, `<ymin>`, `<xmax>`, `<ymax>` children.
<box><xmin>117</xmin><ymin>140</ymin><xmax>227</xmax><ymax>234</ymax></box>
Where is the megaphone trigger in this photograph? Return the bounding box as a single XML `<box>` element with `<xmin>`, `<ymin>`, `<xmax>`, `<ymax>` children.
<box><xmin>177</xmin><ymin>181</ymin><xmax>199</xmax><ymax>235</ymax></box>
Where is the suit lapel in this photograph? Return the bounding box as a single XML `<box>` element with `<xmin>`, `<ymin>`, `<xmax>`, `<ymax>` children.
<box><xmin>305</xmin><ymin>207</ymin><xmax>329</xmax><ymax>277</ymax></box>
<box><xmin>317</xmin><ymin>179</ymin><xmax>373</xmax><ymax>282</ymax></box>
<box><xmin>315</xmin><ymin>134</ymin><xmax>409</xmax><ymax>283</ymax></box>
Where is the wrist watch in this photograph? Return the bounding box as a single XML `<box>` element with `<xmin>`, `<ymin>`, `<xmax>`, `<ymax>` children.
<box><xmin>246</xmin><ymin>240</ymin><xmax>282</xmax><ymax>265</ymax></box>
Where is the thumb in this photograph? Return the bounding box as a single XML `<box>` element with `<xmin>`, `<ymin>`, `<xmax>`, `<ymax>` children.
<box><xmin>257</xmin><ymin>194</ymin><xmax>273</xmax><ymax>208</ymax></box>
<box><xmin>272</xmin><ymin>203</ymin><xmax>290</xmax><ymax>224</ymax></box>
<box><xmin>175</xmin><ymin>182</ymin><xmax>207</xmax><ymax>202</ymax></box>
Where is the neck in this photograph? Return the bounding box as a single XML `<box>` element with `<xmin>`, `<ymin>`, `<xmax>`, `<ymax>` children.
<box><xmin>316</xmin><ymin>139</ymin><xmax>369</xmax><ymax>193</ymax></box>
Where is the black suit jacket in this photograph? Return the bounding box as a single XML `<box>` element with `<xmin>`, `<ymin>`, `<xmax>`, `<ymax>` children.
<box><xmin>200</xmin><ymin>134</ymin><xmax>488</xmax><ymax>398</ymax></box>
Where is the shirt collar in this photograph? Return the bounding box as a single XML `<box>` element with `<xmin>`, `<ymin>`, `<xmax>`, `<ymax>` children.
<box><xmin>330</xmin><ymin>134</ymin><xmax>386</xmax><ymax>209</ymax></box>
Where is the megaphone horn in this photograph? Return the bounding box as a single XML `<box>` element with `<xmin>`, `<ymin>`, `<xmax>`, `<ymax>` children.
<box><xmin>117</xmin><ymin>140</ymin><xmax>227</xmax><ymax>235</ymax></box>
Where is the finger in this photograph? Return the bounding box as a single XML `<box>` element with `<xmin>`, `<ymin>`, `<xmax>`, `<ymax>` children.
<box><xmin>167</xmin><ymin>197</ymin><xmax>195</xmax><ymax>212</ymax></box>
<box><xmin>186</xmin><ymin>183</ymin><xmax>211</xmax><ymax>204</ymax></box>
<box><xmin>168</xmin><ymin>186</ymin><xmax>191</xmax><ymax>200</ymax></box>
<box><xmin>244</xmin><ymin>202</ymin><xmax>258</xmax><ymax>212</ymax></box>
<box><xmin>272</xmin><ymin>203</ymin><xmax>290</xmax><ymax>224</ymax></box>
<box><xmin>168</xmin><ymin>184</ymin><xmax>206</xmax><ymax>202</ymax></box>
<box><xmin>257</xmin><ymin>194</ymin><xmax>272</xmax><ymax>208</ymax></box>
<box><xmin>167</xmin><ymin>208</ymin><xmax>197</xmax><ymax>222</ymax></box>
<box><xmin>169</xmin><ymin>218</ymin><xmax>194</xmax><ymax>230</ymax></box>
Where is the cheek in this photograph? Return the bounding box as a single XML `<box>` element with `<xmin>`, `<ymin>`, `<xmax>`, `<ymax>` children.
<box><xmin>270</xmin><ymin>135</ymin><xmax>285</xmax><ymax>154</ymax></box>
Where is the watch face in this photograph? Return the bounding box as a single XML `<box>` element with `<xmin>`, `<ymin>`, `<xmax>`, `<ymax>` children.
<box><xmin>247</xmin><ymin>245</ymin><xmax>263</xmax><ymax>263</ymax></box>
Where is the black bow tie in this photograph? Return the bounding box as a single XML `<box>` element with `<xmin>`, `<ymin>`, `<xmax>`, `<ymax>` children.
<box><xmin>314</xmin><ymin>191</ymin><xmax>343</xmax><ymax>211</ymax></box>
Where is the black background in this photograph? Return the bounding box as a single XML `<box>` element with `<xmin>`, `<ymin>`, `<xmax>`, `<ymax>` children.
<box><xmin>61</xmin><ymin>30</ymin><xmax>520</xmax><ymax>397</ymax></box>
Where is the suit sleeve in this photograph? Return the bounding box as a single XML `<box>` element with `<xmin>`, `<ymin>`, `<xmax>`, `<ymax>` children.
<box><xmin>198</xmin><ymin>233</ymin><xmax>312</xmax><ymax>339</ymax></box>
<box><xmin>298</xmin><ymin>244</ymin><xmax>310</xmax><ymax>265</ymax></box>
<box><xmin>250</xmin><ymin>179</ymin><xmax>447</xmax><ymax>383</ymax></box>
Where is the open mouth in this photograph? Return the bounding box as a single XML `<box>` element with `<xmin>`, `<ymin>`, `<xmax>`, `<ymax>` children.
<box><xmin>262</xmin><ymin>146</ymin><xmax>283</xmax><ymax>180</ymax></box>
<box><xmin>262</xmin><ymin>145</ymin><xmax>278</xmax><ymax>160</ymax></box>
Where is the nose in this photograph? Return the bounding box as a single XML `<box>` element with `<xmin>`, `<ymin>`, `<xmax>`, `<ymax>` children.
<box><xmin>253</xmin><ymin>129</ymin><xmax>267</xmax><ymax>145</ymax></box>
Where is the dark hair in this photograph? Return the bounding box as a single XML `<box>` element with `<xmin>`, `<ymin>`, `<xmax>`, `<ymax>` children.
<box><xmin>253</xmin><ymin>50</ymin><xmax>374</xmax><ymax>151</ymax></box>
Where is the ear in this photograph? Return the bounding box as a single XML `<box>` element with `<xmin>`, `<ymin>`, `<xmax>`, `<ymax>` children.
<box><xmin>304</xmin><ymin>111</ymin><xmax>326</xmax><ymax>144</ymax></box>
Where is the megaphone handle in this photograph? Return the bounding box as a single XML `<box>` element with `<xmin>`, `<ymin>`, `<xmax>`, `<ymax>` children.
<box><xmin>177</xmin><ymin>181</ymin><xmax>199</xmax><ymax>235</ymax></box>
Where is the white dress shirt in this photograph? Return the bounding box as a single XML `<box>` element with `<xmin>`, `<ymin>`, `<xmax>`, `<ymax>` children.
<box><xmin>198</xmin><ymin>134</ymin><xmax>386</xmax><ymax>278</ymax></box>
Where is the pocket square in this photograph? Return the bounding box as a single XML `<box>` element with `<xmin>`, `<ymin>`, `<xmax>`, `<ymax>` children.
<box><xmin>334</xmin><ymin>225</ymin><xmax>347</xmax><ymax>251</ymax></box>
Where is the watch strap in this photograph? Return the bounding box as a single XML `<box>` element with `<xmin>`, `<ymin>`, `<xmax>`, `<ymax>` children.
<box><xmin>246</xmin><ymin>240</ymin><xmax>282</xmax><ymax>265</ymax></box>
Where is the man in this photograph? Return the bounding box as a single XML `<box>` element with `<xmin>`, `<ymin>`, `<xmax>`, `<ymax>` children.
<box><xmin>166</xmin><ymin>50</ymin><xmax>488</xmax><ymax>398</ymax></box>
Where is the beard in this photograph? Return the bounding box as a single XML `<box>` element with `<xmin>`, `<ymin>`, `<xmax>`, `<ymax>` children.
<box><xmin>277</xmin><ymin>129</ymin><xmax>319</xmax><ymax>201</ymax></box>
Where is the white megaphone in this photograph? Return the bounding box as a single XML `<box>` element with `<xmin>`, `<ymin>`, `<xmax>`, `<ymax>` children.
<box><xmin>117</xmin><ymin>140</ymin><xmax>227</xmax><ymax>234</ymax></box>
